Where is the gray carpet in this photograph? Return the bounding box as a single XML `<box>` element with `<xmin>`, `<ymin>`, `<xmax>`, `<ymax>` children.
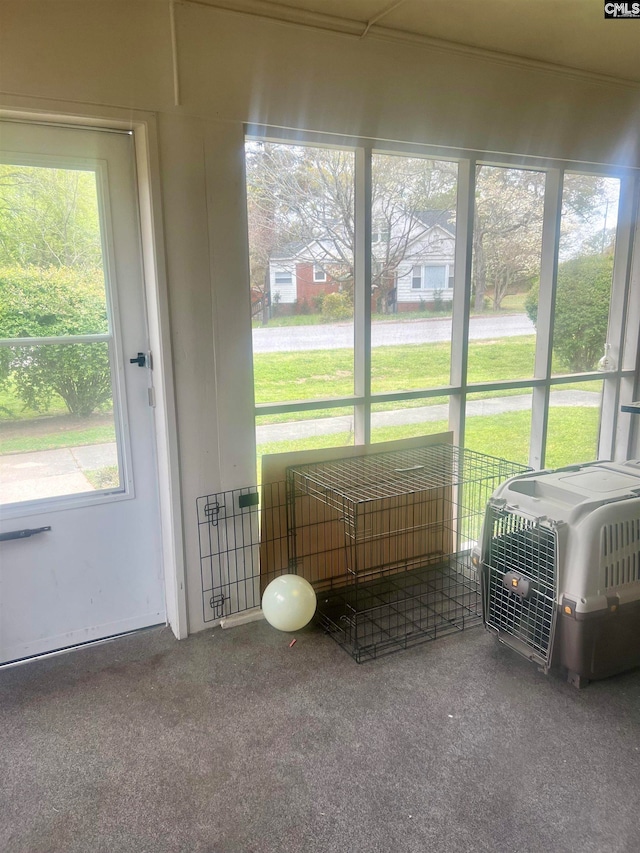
<box><xmin>1</xmin><ymin>621</ymin><xmax>639</xmax><ymax>853</ymax></box>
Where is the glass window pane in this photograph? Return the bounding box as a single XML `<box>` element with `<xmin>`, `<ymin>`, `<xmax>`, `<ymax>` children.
<box><xmin>464</xmin><ymin>391</ymin><xmax>532</xmax><ymax>466</ymax></box>
<box><xmin>424</xmin><ymin>265</ymin><xmax>446</xmax><ymax>288</ymax></box>
<box><xmin>256</xmin><ymin>410</ymin><xmax>355</xmax><ymax>475</ymax></box>
<box><xmin>469</xmin><ymin>165</ymin><xmax>544</xmax><ymax>383</ymax></box>
<box><xmin>0</xmin><ymin>342</ymin><xmax>120</xmax><ymax>503</ymax></box>
<box><xmin>371</xmin><ymin>154</ymin><xmax>458</xmax><ymax>393</ymax></box>
<box><xmin>0</xmin><ymin>163</ymin><xmax>123</xmax><ymax>506</ymax></box>
<box><xmin>545</xmin><ymin>382</ymin><xmax>602</xmax><ymax>468</ymax></box>
<box><xmin>551</xmin><ymin>175</ymin><xmax>620</xmax><ymax>376</ymax></box>
<box><xmin>0</xmin><ymin>165</ymin><xmax>108</xmax><ymax>338</ymax></box>
<box><xmin>370</xmin><ymin>397</ymin><xmax>450</xmax><ymax>444</ymax></box>
<box><xmin>246</xmin><ymin>141</ymin><xmax>355</xmax><ymax>403</ymax></box>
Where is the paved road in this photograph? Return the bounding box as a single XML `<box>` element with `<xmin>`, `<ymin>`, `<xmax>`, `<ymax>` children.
<box><xmin>252</xmin><ymin>313</ymin><xmax>535</xmax><ymax>353</ymax></box>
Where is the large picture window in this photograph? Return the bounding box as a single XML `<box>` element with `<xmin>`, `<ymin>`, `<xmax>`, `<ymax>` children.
<box><xmin>245</xmin><ymin>131</ymin><xmax>639</xmax><ymax>474</ymax></box>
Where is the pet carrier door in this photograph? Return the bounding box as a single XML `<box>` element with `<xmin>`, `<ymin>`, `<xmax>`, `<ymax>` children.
<box><xmin>482</xmin><ymin>505</ymin><xmax>558</xmax><ymax>668</ymax></box>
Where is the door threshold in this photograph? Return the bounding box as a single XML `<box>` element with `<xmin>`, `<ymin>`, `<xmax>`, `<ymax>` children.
<box><xmin>0</xmin><ymin>623</ymin><xmax>166</xmax><ymax>670</ymax></box>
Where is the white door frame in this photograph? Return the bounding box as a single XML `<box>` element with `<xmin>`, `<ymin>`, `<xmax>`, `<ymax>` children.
<box><xmin>0</xmin><ymin>98</ymin><xmax>187</xmax><ymax>640</ymax></box>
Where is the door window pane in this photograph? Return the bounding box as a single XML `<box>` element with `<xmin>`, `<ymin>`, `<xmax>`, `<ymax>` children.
<box><xmin>469</xmin><ymin>165</ymin><xmax>544</xmax><ymax>383</ymax></box>
<box><xmin>0</xmin><ymin>164</ymin><xmax>122</xmax><ymax>505</ymax></box>
<box><xmin>246</xmin><ymin>141</ymin><xmax>355</xmax><ymax>403</ymax></box>
<box><xmin>551</xmin><ymin>175</ymin><xmax>620</xmax><ymax>376</ymax></box>
<box><xmin>0</xmin><ymin>342</ymin><xmax>120</xmax><ymax>503</ymax></box>
<box><xmin>371</xmin><ymin>154</ymin><xmax>458</xmax><ymax>393</ymax></box>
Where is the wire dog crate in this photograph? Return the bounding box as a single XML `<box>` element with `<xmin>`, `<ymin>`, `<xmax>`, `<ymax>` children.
<box><xmin>197</xmin><ymin>445</ymin><xmax>528</xmax><ymax>662</ymax></box>
<box><xmin>286</xmin><ymin>445</ymin><xmax>529</xmax><ymax>661</ymax></box>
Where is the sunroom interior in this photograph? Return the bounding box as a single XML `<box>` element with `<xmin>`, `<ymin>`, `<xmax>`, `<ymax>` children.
<box><xmin>1</xmin><ymin>1</ymin><xmax>640</xmax><ymax>851</ymax></box>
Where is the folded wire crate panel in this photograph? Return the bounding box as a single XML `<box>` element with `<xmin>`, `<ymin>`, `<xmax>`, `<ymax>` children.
<box><xmin>479</xmin><ymin>460</ymin><xmax>640</xmax><ymax>685</ymax></box>
<box><xmin>196</xmin><ymin>487</ymin><xmax>272</xmax><ymax>622</ymax></box>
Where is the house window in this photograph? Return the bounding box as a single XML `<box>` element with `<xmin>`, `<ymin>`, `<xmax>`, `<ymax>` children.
<box><xmin>274</xmin><ymin>270</ymin><xmax>292</xmax><ymax>286</ymax></box>
<box><xmin>246</xmin><ymin>133</ymin><xmax>638</xmax><ymax>474</ymax></box>
<box><xmin>313</xmin><ymin>266</ymin><xmax>326</xmax><ymax>282</ymax></box>
<box><xmin>411</xmin><ymin>265</ymin><xmax>449</xmax><ymax>290</ymax></box>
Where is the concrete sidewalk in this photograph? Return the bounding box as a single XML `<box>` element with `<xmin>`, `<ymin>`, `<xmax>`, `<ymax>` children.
<box><xmin>0</xmin><ymin>442</ymin><xmax>117</xmax><ymax>503</ymax></box>
<box><xmin>256</xmin><ymin>389</ymin><xmax>601</xmax><ymax>444</ymax></box>
<box><xmin>1</xmin><ymin>389</ymin><xmax>599</xmax><ymax>503</ymax></box>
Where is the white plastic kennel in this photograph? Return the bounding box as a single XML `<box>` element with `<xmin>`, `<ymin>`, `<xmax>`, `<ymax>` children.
<box><xmin>478</xmin><ymin>460</ymin><xmax>640</xmax><ymax>687</ymax></box>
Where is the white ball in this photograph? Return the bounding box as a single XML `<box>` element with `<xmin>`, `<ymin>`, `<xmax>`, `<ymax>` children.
<box><xmin>261</xmin><ymin>574</ymin><xmax>317</xmax><ymax>632</ymax></box>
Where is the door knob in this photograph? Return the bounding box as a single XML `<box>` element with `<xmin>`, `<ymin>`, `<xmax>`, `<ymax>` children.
<box><xmin>129</xmin><ymin>352</ymin><xmax>146</xmax><ymax>367</ymax></box>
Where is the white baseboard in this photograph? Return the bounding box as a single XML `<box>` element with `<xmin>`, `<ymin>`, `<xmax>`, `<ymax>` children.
<box><xmin>219</xmin><ymin>608</ymin><xmax>265</xmax><ymax>629</ymax></box>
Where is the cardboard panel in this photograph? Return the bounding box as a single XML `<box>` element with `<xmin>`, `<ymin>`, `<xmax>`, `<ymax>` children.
<box><xmin>260</xmin><ymin>433</ymin><xmax>453</xmax><ymax>590</ymax></box>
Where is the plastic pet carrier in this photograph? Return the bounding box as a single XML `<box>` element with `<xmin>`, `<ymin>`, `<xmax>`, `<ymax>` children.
<box><xmin>478</xmin><ymin>460</ymin><xmax>640</xmax><ymax>687</ymax></box>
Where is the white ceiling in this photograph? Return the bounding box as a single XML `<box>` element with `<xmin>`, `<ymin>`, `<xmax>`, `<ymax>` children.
<box><xmin>202</xmin><ymin>0</ymin><xmax>640</xmax><ymax>84</ymax></box>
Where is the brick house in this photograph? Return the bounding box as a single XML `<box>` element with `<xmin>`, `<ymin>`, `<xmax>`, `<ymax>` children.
<box><xmin>268</xmin><ymin>211</ymin><xmax>456</xmax><ymax>314</ymax></box>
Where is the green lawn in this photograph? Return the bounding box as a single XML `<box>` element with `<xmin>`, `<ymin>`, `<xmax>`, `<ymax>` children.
<box><xmin>1</xmin><ymin>330</ymin><xmax>601</xmax><ymax>467</ymax></box>
<box><xmin>0</xmin><ymin>422</ymin><xmax>116</xmax><ymax>455</ymax></box>
<box><xmin>0</xmin><ymin>385</ymin><xmax>67</xmax><ymax>422</ymax></box>
<box><xmin>256</xmin><ymin>407</ymin><xmax>600</xmax><ymax>473</ymax></box>
<box><xmin>254</xmin><ymin>335</ymin><xmax>599</xmax><ymax>410</ymax></box>
<box><xmin>254</xmin><ymin>337</ymin><xmax>541</xmax><ymax>404</ymax></box>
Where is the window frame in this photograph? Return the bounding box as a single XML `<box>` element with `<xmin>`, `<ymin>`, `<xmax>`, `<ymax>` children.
<box><xmin>273</xmin><ymin>269</ymin><xmax>293</xmax><ymax>286</ymax></box>
<box><xmin>248</xmin><ymin>126</ymin><xmax>640</xmax><ymax>468</ymax></box>
<box><xmin>313</xmin><ymin>265</ymin><xmax>327</xmax><ymax>282</ymax></box>
<box><xmin>411</xmin><ymin>263</ymin><xmax>450</xmax><ymax>291</ymax></box>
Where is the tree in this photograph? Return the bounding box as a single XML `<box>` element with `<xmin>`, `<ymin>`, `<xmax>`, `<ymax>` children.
<box><xmin>472</xmin><ymin>169</ymin><xmax>613</xmax><ymax>312</ymax></box>
<box><xmin>473</xmin><ymin>166</ymin><xmax>546</xmax><ymax>311</ymax></box>
<box><xmin>0</xmin><ymin>164</ymin><xmax>112</xmax><ymax>418</ymax></box>
<box><xmin>0</xmin><ymin>164</ymin><xmax>102</xmax><ymax>269</ymax></box>
<box><xmin>245</xmin><ymin>143</ymin><xmax>613</xmax><ymax>320</ymax></box>
<box><xmin>525</xmin><ymin>253</ymin><xmax>614</xmax><ymax>373</ymax></box>
<box><xmin>245</xmin><ymin>142</ymin><xmax>457</xmax><ymax>313</ymax></box>
<box><xmin>0</xmin><ymin>266</ymin><xmax>111</xmax><ymax>417</ymax></box>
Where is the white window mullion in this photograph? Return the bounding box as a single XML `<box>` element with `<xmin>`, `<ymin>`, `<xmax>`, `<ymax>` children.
<box><xmin>449</xmin><ymin>158</ymin><xmax>475</xmax><ymax>448</ymax></box>
<box><xmin>530</xmin><ymin>168</ymin><xmax>563</xmax><ymax>470</ymax></box>
<box><xmin>603</xmin><ymin>177</ymin><xmax>640</xmax><ymax>461</ymax></box>
<box><xmin>354</xmin><ymin>145</ymin><xmax>372</xmax><ymax>444</ymax></box>
<box><xmin>0</xmin><ymin>334</ymin><xmax>111</xmax><ymax>347</ymax></box>
<box><xmin>601</xmin><ymin>175</ymin><xmax>640</xmax><ymax>461</ymax></box>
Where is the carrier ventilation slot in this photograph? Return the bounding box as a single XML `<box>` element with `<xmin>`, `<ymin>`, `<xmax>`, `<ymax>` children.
<box><xmin>484</xmin><ymin>509</ymin><xmax>557</xmax><ymax>667</ymax></box>
<box><xmin>601</xmin><ymin>520</ymin><xmax>640</xmax><ymax>590</ymax></box>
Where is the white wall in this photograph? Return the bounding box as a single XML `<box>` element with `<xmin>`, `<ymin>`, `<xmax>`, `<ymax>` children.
<box><xmin>1</xmin><ymin>0</ymin><xmax>638</xmax><ymax>633</ymax></box>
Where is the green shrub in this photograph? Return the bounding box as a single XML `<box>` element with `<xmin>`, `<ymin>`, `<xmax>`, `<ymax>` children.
<box><xmin>0</xmin><ymin>265</ymin><xmax>112</xmax><ymax>417</ymax></box>
<box><xmin>525</xmin><ymin>253</ymin><xmax>613</xmax><ymax>373</ymax></box>
<box><xmin>321</xmin><ymin>292</ymin><xmax>353</xmax><ymax>321</ymax></box>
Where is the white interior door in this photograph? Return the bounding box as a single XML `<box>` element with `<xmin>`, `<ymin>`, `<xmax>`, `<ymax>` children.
<box><xmin>0</xmin><ymin>121</ymin><xmax>165</xmax><ymax>664</ymax></box>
